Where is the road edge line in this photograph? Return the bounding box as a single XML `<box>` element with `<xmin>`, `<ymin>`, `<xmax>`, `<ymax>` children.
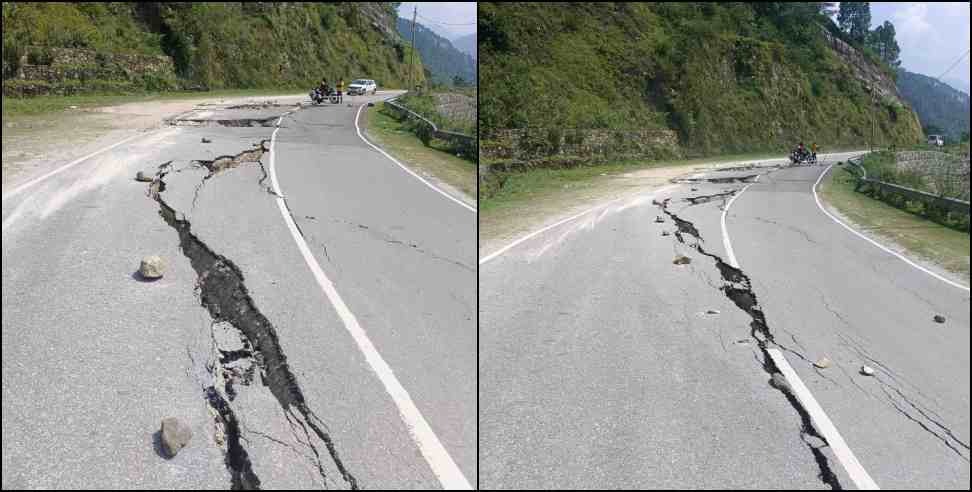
<box><xmin>353</xmin><ymin>103</ymin><xmax>476</xmax><ymax>213</ymax></box>
<box><xmin>812</xmin><ymin>163</ymin><xmax>970</xmax><ymax>292</ymax></box>
<box><xmin>2</xmin><ymin>131</ymin><xmax>151</xmax><ymax>202</ymax></box>
<box><xmin>479</xmin><ymin>184</ymin><xmax>678</xmax><ymax>265</ymax></box>
<box><xmin>267</xmin><ymin>114</ymin><xmax>473</xmax><ymax>490</ymax></box>
<box><xmin>767</xmin><ymin>349</ymin><xmax>880</xmax><ymax>490</ymax></box>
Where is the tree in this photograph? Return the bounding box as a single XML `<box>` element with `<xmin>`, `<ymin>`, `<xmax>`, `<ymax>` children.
<box><xmin>838</xmin><ymin>2</ymin><xmax>871</xmax><ymax>44</ymax></box>
<box><xmin>868</xmin><ymin>21</ymin><xmax>900</xmax><ymax>66</ymax></box>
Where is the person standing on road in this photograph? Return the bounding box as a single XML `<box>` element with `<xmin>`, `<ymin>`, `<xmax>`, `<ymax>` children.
<box><xmin>811</xmin><ymin>142</ymin><xmax>818</xmax><ymax>162</ymax></box>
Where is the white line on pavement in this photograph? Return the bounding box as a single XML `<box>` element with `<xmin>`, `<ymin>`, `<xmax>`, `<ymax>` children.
<box><xmin>267</xmin><ymin>114</ymin><xmax>473</xmax><ymax>490</ymax></box>
<box><xmin>353</xmin><ymin>104</ymin><xmax>476</xmax><ymax>213</ymax></box>
<box><xmin>720</xmin><ymin>178</ymin><xmax>758</xmax><ymax>268</ymax></box>
<box><xmin>767</xmin><ymin>349</ymin><xmax>881</xmax><ymax>490</ymax></box>
<box><xmin>479</xmin><ymin>184</ymin><xmax>678</xmax><ymax>265</ymax></box>
<box><xmin>720</xmin><ymin>164</ymin><xmax>879</xmax><ymax>488</ymax></box>
<box><xmin>812</xmin><ymin>164</ymin><xmax>969</xmax><ymax>292</ymax></box>
<box><xmin>2</xmin><ymin>131</ymin><xmax>151</xmax><ymax>202</ymax></box>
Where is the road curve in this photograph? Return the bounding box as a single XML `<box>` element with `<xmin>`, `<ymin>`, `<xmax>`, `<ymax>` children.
<box><xmin>2</xmin><ymin>92</ymin><xmax>475</xmax><ymax>489</ymax></box>
<box><xmin>479</xmin><ymin>154</ymin><xmax>969</xmax><ymax>489</ymax></box>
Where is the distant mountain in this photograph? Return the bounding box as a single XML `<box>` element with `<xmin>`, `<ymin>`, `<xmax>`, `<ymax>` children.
<box><xmin>897</xmin><ymin>68</ymin><xmax>971</xmax><ymax>141</ymax></box>
<box><xmin>453</xmin><ymin>33</ymin><xmax>477</xmax><ymax>60</ymax></box>
<box><xmin>396</xmin><ymin>18</ymin><xmax>477</xmax><ymax>85</ymax></box>
<box><xmin>942</xmin><ymin>76</ymin><xmax>970</xmax><ymax>96</ymax></box>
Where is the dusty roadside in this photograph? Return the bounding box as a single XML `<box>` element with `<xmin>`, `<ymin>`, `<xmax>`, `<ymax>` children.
<box><xmin>2</xmin><ymin>93</ymin><xmax>305</xmax><ymax>192</ymax></box>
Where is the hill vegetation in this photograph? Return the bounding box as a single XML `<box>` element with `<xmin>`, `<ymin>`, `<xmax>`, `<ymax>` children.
<box><xmin>396</xmin><ymin>16</ymin><xmax>476</xmax><ymax>86</ymax></box>
<box><xmin>896</xmin><ymin>69</ymin><xmax>971</xmax><ymax>142</ymax></box>
<box><xmin>479</xmin><ymin>2</ymin><xmax>923</xmax><ymax>158</ymax></box>
<box><xmin>2</xmin><ymin>2</ymin><xmax>424</xmax><ymax>95</ymax></box>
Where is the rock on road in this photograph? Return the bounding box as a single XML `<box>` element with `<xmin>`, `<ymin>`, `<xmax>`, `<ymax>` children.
<box><xmin>2</xmin><ymin>92</ymin><xmax>476</xmax><ymax>489</ymax></box>
<box><xmin>479</xmin><ymin>154</ymin><xmax>969</xmax><ymax>489</ymax></box>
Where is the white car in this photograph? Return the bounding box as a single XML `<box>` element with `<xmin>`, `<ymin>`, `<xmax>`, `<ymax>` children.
<box><xmin>347</xmin><ymin>79</ymin><xmax>377</xmax><ymax>95</ymax></box>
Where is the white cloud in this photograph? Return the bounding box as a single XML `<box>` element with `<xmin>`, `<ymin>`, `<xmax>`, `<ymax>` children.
<box><xmin>872</xmin><ymin>2</ymin><xmax>970</xmax><ymax>89</ymax></box>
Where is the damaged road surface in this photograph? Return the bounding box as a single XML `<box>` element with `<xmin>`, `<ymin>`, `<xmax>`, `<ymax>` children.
<box><xmin>3</xmin><ymin>92</ymin><xmax>474</xmax><ymax>489</ymax></box>
<box><xmin>479</xmin><ymin>153</ymin><xmax>969</xmax><ymax>489</ymax></box>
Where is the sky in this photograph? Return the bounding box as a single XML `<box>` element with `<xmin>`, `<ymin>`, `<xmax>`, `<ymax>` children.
<box><xmin>869</xmin><ymin>2</ymin><xmax>970</xmax><ymax>93</ymax></box>
<box><xmin>396</xmin><ymin>2</ymin><xmax>477</xmax><ymax>41</ymax></box>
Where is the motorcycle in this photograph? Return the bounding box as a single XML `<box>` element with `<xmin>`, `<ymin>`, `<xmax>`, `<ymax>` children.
<box><xmin>789</xmin><ymin>148</ymin><xmax>814</xmax><ymax>165</ymax></box>
<box><xmin>309</xmin><ymin>87</ymin><xmax>342</xmax><ymax>105</ymax></box>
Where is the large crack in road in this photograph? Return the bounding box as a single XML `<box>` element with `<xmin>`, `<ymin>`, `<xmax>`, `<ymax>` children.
<box><xmin>147</xmin><ymin>129</ymin><xmax>358</xmax><ymax>490</ymax></box>
<box><xmin>657</xmin><ymin>196</ymin><xmax>843</xmax><ymax>490</ymax></box>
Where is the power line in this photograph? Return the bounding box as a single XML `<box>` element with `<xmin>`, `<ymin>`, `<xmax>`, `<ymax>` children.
<box><xmin>416</xmin><ymin>14</ymin><xmax>476</xmax><ymax>26</ymax></box>
<box><xmin>936</xmin><ymin>48</ymin><xmax>970</xmax><ymax>81</ymax></box>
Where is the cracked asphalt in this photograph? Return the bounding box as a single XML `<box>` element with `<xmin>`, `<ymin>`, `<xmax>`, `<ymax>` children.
<box><xmin>3</xmin><ymin>91</ymin><xmax>475</xmax><ymax>489</ymax></box>
<box><xmin>479</xmin><ymin>153</ymin><xmax>969</xmax><ymax>489</ymax></box>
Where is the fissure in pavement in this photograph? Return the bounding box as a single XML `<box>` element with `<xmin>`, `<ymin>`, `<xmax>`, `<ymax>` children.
<box><xmin>658</xmin><ymin>197</ymin><xmax>843</xmax><ymax>490</ymax></box>
<box><xmin>149</xmin><ymin>142</ymin><xmax>358</xmax><ymax>490</ymax></box>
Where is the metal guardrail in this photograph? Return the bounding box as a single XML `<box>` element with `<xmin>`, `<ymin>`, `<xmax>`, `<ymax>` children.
<box><xmin>845</xmin><ymin>156</ymin><xmax>971</xmax><ymax>215</ymax></box>
<box><xmin>383</xmin><ymin>94</ymin><xmax>476</xmax><ymax>155</ymax></box>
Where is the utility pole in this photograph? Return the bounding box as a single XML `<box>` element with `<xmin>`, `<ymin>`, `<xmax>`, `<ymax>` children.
<box><xmin>410</xmin><ymin>6</ymin><xmax>417</xmax><ymax>93</ymax></box>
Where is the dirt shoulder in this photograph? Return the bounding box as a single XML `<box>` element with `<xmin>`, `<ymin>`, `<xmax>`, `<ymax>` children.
<box><xmin>2</xmin><ymin>92</ymin><xmax>304</xmax><ymax>192</ymax></box>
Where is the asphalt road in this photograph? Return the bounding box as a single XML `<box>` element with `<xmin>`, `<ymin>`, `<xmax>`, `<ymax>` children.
<box><xmin>479</xmin><ymin>153</ymin><xmax>970</xmax><ymax>489</ymax></box>
<box><xmin>2</xmin><ymin>91</ymin><xmax>475</xmax><ymax>489</ymax></box>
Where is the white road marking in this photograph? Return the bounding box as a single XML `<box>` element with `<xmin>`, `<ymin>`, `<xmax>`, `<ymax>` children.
<box><xmin>812</xmin><ymin>163</ymin><xmax>969</xmax><ymax>292</ymax></box>
<box><xmin>479</xmin><ymin>184</ymin><xmax>678</xmax><ymax>265</ymax></box>
<box><xmin>721</xmin><ymin>182</ymin><xmax>756</xmax><ymax>269</ymax></box>
<box><xmin>353</xmin><ymin>104</ymin><xmax>476</xmax><ymax>213</ymax></box>
<box><xmin>2</xmin><ymin>131</ymin><xmax>151</xmax><ymax>202</ymax></box>
<box><xmin>719</xmin><ymin>166</ymin><xmax>879</xmax><ymax>489</ymax></box>
<box><xmin>267</xmin><ymin>114</ymin><xmax>473</xmax><ymax>490</ymax></box>
<box><xmin>767</xmin><ymin>349</ymin><xmax>881</xmax><ymax>490</ymax></box>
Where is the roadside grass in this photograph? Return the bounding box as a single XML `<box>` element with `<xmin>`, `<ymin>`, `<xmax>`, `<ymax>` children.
<box><xmin>1</xmin><ymin>88</ymin><xmax>302</xmax><ymax>120</ymax></box>
<box><xmin>479</xmin><ymin>151</ymin><xmax>785</xmax><ymax>213</ymax></box>
<box><xmin>364</xmin><ymin>103</ymin><xmax>477</xmax><ymax>200</ymax></box>
<box><xmin>820</xmin><ymin>165</ymin><xmax>970</xmax><ymax>282</ymax></box>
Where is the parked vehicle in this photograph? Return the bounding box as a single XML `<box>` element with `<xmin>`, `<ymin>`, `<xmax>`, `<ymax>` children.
<box><xmin>309</xmin><ymin>86</ymin><xmax>342</xmax><ymax>104</ymax></box>
<box><xmin>347</xmin><ymin>79</ymin><xmax>377</xmax><ymax>95</ymax></box>
<box><xmin>789</xmin><ymin>147</ymin><xmax>814</xmax><ymax>165</ymax></box>
<box><xmin>927</xmin><ymin>134</ymin><xmax>945</xmax><ymax>147</ymax></box>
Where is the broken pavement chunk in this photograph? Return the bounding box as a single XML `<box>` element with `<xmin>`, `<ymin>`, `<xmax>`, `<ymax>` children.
<box><xmin>769</xmin><ymin>373</ymin><xmax>791</xmax><ymax>393</ymax></box>
<box><xmin>860</xmin><ymin>365</ymin><xmax>875</xmax><ymax>376</ymax></box>
<box><xmin>139</xmin><ymin>255</ymin><xmax>166</xmax><ymax>279</ymax></box>
<box><xmin>135</xmin><ymin>171</ymin><xmax>153</xmax><ymax>182</ymax></box>
<box><xmin>933</xmin><ymin>315</ymin><xmax>946</xmax><ymax>323</ymax></box>
<box><xmin>160</xmin><ymin>417</ymin><xmax>192</xmax><ymax>457</ymax></box>
<box><xmin>201</xmin><ymin>137</ymin><xmax>212</xmax><ymax>143</ymax></box>
<box><xmin>813</xmin><ymin>357</ymin><xmax>832</xmax><ymax>369</ymax></box>
<box><xmin>673</xmin><ymin>254</ymin><xmax>691</xmax><ymax>265</ymax></box>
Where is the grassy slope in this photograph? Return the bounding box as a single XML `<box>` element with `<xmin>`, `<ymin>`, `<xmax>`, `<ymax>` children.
<box><xmin>3</xmin><ymin>3</ymin><xmax>424</xmax><ymax>92</ymax></box>
<box><xmin>819</xmin><ymin>165</ymin><xmax>970</xmax><ymax>282</ymax></box>
<box><xmin>479</xmin><ymin>2</ymin><xmax>922</xmax><ymax>155</ymax></box>
<box><xmin>364</xmin><ymin>102</ymin><xmax>476</xmax><ymax>199</ymax></box>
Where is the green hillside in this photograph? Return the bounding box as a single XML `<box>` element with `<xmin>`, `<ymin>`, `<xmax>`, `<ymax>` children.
<box><xmin>396</xmin><ymin>17</ymin><xmax>476</xmax><ymax>86</ymax></box>
<box><xmin>479</xmin><ymin>2</ymin><xmax>923</xmax><ymax>158</ymax></box>
<box><xmin>897</xmin><ymin>68</ymin><xmax>970</xmax><ymax>142</ymax></box>
<box><xmin>2</xmin><ymin>2</ymin><xmax>425</xmax><ymax>95</ymax></box>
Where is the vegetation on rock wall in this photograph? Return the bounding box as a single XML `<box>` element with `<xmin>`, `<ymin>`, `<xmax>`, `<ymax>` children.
<box><xmin>2</xmin><ymin>2</ymin><xmax>424</xmax><ymax>95</ymax></box>
<box><xmin>479</xmin><ymin>2</ymin><xmax>923</xmax><ymax>158</ymax></box>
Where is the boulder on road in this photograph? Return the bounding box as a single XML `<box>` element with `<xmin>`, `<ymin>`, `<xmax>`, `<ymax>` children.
<box><xmin>139</xmin><ymin>256</ymin><xmax>165</xmax><ymax>279</ymax></box>
<box><xmin>160</xmin><ymin>417</ymin><xmax>192</xmax><ymax>457</ymax></box>
<box><xmin>135</xmin><ymin>171</ymin><xmax>153</xmax><ymax>182</ymax></box>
